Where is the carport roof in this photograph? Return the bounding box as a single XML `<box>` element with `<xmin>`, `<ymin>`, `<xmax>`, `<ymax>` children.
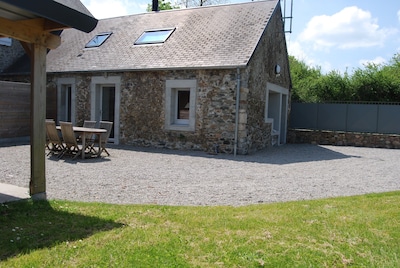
<box><xmin>0</xmin><ymin>0</ymin><xmax>97</xmax><ymax>33</ymax></box>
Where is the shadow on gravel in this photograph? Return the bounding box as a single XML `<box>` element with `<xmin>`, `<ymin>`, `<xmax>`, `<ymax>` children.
<box><xmin>0</xmin><ymin>141</ymin><xmax>355</xmax><ymax>165</ymax></box>
<box><xmin>47</xmin><ymin>154</ymin><xmax>112</xmax><ymax>164</ymax></box>
<box><xmin>108</xmin><ymin>144</ymin><xmax>356</xmax><ymax>165</ymax></box>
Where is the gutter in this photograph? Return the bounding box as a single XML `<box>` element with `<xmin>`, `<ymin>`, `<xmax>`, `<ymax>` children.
<box><xmin>234</xmin><ymin>67</ymin><xmax>241</xmax><ymax>156</ymax></box>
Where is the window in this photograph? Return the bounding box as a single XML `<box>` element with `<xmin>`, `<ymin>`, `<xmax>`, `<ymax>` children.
<box><xmin>60</xmin><ymin>85</ymin><xmax>72</xmax><ymax>122</ymax></box>
<box><xmin>176</xmin><ymin>90</ymin><xmax>190</xmax><ymax>123</ymax></box>
<box><xmin>134</xmin><ymin>28</ymin><xmax>175</xmax><ymax>45</ymax></box>
<box><xmin>165</xmin><ymin>80</ymin><xmax>196</xmax><ymax>131</ymax></box>
<box><xmin>85</xmin><ymin>32</ymin><xmax>112</xmax><ymax>48</ymax></box>
<box><xmin>57</xmin><ymin>78</ymin><xmax>76</xmax><ymax>125</ymax></box>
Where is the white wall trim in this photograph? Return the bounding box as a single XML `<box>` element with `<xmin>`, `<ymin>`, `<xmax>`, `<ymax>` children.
<box><xmin>90</xmin><ymin>76</ymin><xmax>121</xmax><ymax>144</ymax></box>
<box><xmin>265</xmin><ymin>82</ymin><xmax>289</xmax><ymax>145</ymax></box>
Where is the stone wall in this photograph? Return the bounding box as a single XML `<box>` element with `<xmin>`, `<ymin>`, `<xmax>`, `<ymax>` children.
<box><xmin>244</xmin><ymin>4</ymin><xmax>292</xmax><ymax>153</ymax></box>
<box><xmin>48</xmin><ymin>69</ymin><xmax>241</xmax><ymax>154</ymax></box>
<box><xmin>288</xmin><ymin>129</ymin><xmax>400</xmax><ymax>149</ymax></box>
<box><xmin>0</xmin><ymin>39</ymin><xmax>25</xmax><ymax>72</ymax></box>
<box><xmin>121</xmin><ymin>69</ymin><xmax>240</xmax><ymax>153</ymax></box>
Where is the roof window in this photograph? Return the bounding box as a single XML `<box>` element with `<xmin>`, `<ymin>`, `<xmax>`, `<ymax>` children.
<box><xmin>0</xmin><ymin>37</ymin><xmax>12</xmax><ymax>46</ymax></box>
<box><xmin>134</xmin><ymin>28</ymin><xmax>175</xmax><ymax>45</ymax></box>
<box><xmin>85</xmin><ymin>32</ymin><xmax>112</xmax><ymax>48</ymax></box>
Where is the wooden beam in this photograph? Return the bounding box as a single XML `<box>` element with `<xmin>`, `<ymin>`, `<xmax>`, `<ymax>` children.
<box><xmin>0</xmin><ymin>17</ymin><xmax>61</xmax><ymax>49</ymax></box>
<box><xmin>20</xmin><ymin>42</ymin><xmax>33</xmax><ymax>59</ymax></box>
<box><xmin>29</xmin><ymin>43</ymin><xmax>47</xmax><ymax>199</ymax></box>
<box><xmin>44</xmin><ymin>20</ymin><xmax>67</xmax><ymax>32</ymax></box>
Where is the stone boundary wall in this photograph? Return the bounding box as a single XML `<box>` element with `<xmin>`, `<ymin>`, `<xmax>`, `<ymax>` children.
<box><xmin>288</xmin><ymin>129</ymin><xmax>400</xmax><ymax>149</ymax></box>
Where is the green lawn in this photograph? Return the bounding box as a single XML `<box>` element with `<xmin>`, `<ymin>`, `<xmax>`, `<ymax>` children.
<box><xmin>1</xmin><ymin>191</ymin><xmax>399</xmax><ymax>267</ymax></box>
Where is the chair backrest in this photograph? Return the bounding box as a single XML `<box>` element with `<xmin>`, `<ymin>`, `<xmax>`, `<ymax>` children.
<box><xmin>46</xmin><ymin>119</ymin><xmax>62</xmax><ymax>144</ymax></box>
<box><xmin>99</xmin><ymin>121</ymin><xmax>113</xmax><ymax>142</ymax></box>
<box><xmin>60</xmin><ymin>121</ymin><xmax>78</xmax><ymax>147</ymax></box>
<box><xmin>83</xmin><ymin>120</ymin><xmax>96</xmax><ymax>128</ymax></box>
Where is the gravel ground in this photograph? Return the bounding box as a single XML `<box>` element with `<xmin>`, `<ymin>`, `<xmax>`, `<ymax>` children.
<box><xmin>1</xmin><ymin>143</ymin><xmax>399</xmax><ymax>206</ymax></box>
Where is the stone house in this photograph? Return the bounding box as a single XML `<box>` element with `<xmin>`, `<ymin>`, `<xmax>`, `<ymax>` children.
<box><xmin>46</xmin><ymin>0</ymin><xmax>291</xmax><ymax>154</ymax></box>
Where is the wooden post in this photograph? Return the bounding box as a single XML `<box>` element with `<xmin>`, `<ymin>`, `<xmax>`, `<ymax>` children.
<box><xmin>29</xmin><ymin>42</ymin><xmax>47</xmax><ymax>200</ymax></box>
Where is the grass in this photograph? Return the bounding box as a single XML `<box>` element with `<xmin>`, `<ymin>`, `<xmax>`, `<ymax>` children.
<box><xmin>1</xmin><ymin>191</ymin><xmax>399</xmax><ymax>267</ymax></box>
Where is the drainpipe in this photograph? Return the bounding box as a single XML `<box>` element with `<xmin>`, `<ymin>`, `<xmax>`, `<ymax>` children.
<box><xmin>234</xmin><ymin>68</ymin><xmax>241</xmax><ymax>156</ymax></box>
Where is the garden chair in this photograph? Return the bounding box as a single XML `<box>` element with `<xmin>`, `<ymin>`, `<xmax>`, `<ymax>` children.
<box><xmin>45</xmin><ymin>119</ymin><xmax>64</xmax><ymax>156</ymax></box>
<box><xmin>59</xmin><ymin>121</ymin><xmax>82</xmax><ymax>159</ymax></box>
<box><xmin>97</xmin><ymin>121</ymin><xmax>113</xmax><ymax>156</ymax></box>
<box><xmin>78</xmin><ymin>120</ymin><xmax>97</xmax><ymax>142</ymax></box>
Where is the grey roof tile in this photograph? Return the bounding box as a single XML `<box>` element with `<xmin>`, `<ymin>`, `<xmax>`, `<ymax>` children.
<box><xmin>47</xmin><ymin>0</ymin><xmax>278</xmax><ymax>72</ymax></box>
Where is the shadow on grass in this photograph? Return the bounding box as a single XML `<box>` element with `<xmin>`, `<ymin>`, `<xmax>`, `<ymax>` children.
<box><xmin>0</xmin><ymin>199</ymin><xmax>123</xmax><ymax>261</ymax></box>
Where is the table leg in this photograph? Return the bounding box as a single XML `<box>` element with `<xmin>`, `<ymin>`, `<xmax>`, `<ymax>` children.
<box><xmin>82</xmin><ymin>135</ymin><xmax>86</xmax><ymax>159</ymax></box>
<box><xmin>97</xmin><ymin>135</ymin><xmax>102</xmax><ymax>157</ymax></box>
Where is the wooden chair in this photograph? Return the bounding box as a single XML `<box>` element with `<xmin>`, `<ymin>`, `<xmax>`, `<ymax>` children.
<box><xmin>59</xmin><ymin>121</ymin><xmax>82</xmax><ymax>159</ymax></box>
<box><xmin>78</xmin><ymin>120</ymin><xmax>97</xmax><ymax>143</ymax></box>
<box><xmin>83</xmin><ymin>120</ymin><xmax>97</xmax><ymax>128</ymax></box>
<box><xmin>45</xmin><ymin>119</ymin><xmax>64</xmax><ymax>156</ymax></box>
<box><xmin>97</xmin><ymin>121</ymin><xmax>113</xmax><ymax>156</ymax></box>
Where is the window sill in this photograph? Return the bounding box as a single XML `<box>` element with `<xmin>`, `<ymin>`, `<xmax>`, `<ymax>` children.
<box><xmin>166</xmin><ymin>124</ymin><xmax>194</xmax><ymax>132</ymax></box>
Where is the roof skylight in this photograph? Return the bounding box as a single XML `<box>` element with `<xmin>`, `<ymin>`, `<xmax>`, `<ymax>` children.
<box><xmin>85</xmin><ymin>32</ymin><xmax>112</xmax><ymax>48</ymax></box>
<box><xmin>134</xmin><ymin>28</ymin><xmax>175</xmax><ymax>45</ymax></box>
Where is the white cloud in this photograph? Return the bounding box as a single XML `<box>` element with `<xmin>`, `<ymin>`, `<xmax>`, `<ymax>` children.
<box><xmin>398</xmin><ymin>10</ymin><xmax>400</xmax><ymax>22</ymax></box>
<box><xmin>287</xmin><ymin>40</ymin><xmax>332</xmax><ymax>73</ymax></box>
<box><xmin>287</xmin><ymin>41</ymin><xmax>308</xmax><ymax>61</ymax></box>
<box><xmin>299</xmin><ymin>6</ymin><xmax>396</xmax><ymax>50</ymax></box>
<box><xmin>359</xmin><ymin>56</ymin><xmax>386</xmax><ymax>67</ymax></box>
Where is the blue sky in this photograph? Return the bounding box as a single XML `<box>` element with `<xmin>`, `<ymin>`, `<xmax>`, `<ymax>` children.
<box><xmin>81</xmin><ymin>0</ymin><xmax>400</xmax><ymax>74</ymax></box>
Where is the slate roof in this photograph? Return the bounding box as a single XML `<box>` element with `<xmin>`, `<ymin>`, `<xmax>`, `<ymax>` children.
<box><xmin>47</xmin><ymin>0</ymin><xmax>279</xmax><ymax>73</ymax></box>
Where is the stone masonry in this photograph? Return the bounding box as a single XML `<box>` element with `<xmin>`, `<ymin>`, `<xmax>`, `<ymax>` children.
<box><xmin>288</xmin><ymin>129</ymin><xmax>400</xmax><ymax>149</ymax></box>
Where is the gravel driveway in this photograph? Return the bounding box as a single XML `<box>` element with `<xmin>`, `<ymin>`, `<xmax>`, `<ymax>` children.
<box><xmin>1</xmin><ymin>143</ymin><xmax>399</xmax><ymax>206</ymax></box>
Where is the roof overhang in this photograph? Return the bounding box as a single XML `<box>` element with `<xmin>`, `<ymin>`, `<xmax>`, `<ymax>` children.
<box><xmin>0</xmin><ymin>0</ymin><xmax>97</xmax><ymax>33</ymax></box>
<box><xmin>0</xmin><ymin>0</ymin><xmax>97</xmax><ymax>49</ymax></box>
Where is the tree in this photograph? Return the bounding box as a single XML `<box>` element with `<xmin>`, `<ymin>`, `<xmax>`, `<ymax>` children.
<box><xmin>289</xmin><ymin>53</ymin><xmax>400</xmax><ymax>103</ymax></box>
<box><xmin>289</xmin><ymin>56</ymin><xmax>322</xmax><ymax>102</ymax></box>
<box><xmin>178</xmin><ymin>0</ymin><xmax>227</xmax><ymax>8</ymax></box>
<box><xmin>146</xmin><ymin>0</ymin><xmax>180</xmax><ymax>11</ymax></box>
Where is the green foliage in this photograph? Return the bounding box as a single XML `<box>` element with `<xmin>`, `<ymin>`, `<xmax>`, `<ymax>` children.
<box><xmin>146</xmin><ymin>0</ymin><xmax>180</xmax><ymax>11</ymax></box>
<box><xmin>1</xmin><ymin>192</ymin><xmax>400</xmax><ymax>267</ymax></box>
<box><xmin>290</xmin><ymin>53</ymin><xmax>400</xmax><ymax>103</ymax></box>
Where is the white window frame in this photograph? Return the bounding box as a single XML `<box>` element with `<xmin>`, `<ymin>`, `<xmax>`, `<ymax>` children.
<box><xmin>165</xmin><ymin>79</ymin><xmax>196</xmax><ymax>131</ymax></box>
<box><xmin>134</xmin><ymin>28</ymin><xmax>175</xmax><ymax>45</ymax></box>
<box><xmin>85</xmin><ymin>32</ymin><xmax>112</xmax><ymax>48</ymax></box>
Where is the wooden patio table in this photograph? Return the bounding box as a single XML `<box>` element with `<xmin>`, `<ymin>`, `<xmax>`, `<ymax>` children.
<box><xmin>56</xmin><ymin>126</ymin><xmax>107</xmax><ymax>159</ymax></box>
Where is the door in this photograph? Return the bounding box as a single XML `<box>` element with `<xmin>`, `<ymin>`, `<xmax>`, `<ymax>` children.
<box><xmin>57</xmin><ymin>78</ymin><xmax>76</xmax><ymax>125</ymax></box>
<box><xmin>59</xmin><ymin>85</ymin><xmax>71</xmax><ymax>122</ymax></box>
<box><xmin>91</xmin><ymin>76</ymin><xmax>120</xmax><ymax>144</ymax></box>
<box><xmin>265</xmin><ymin>83</ymin><xmax>289</xmax><ymax>145</ymax></box>
<box><xmin>94</xmin><ymin>85</ymin><xmax>115</xmax><ymax>139</ymax></box>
